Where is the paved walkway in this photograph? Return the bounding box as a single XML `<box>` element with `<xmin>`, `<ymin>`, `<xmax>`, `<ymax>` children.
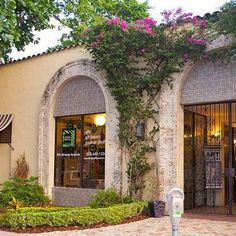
<box><xmin>0</xmin><ymin>216</ymin><xmax>236</xmax><ymax>236</ymax></box>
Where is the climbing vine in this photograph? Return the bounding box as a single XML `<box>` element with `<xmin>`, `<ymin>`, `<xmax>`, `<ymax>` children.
<box><xmin>81</xmin><ymin>8</ymin><xmax>208</xmax><ymax>200</ymax></box>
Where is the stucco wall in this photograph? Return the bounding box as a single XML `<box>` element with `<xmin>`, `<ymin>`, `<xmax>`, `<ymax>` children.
<box><xmin>0</xmin><ymin>47</ymin><xmax>91</xmax><ymax>177</ymax></box>
<box><xmin>0</xmin><ymin>144</ymin><xmax>11</xmax><ymax>185</ymax></box>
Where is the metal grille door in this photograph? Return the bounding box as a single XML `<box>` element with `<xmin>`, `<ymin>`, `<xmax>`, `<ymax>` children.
<box><xmin>184</xmin><ymin>102</ymin><xmax>236</xmax><ymax>215</ymax></box>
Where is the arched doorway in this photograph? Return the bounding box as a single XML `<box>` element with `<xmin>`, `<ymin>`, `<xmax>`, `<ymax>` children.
<box><xmin>181</xmin><ymin>60</ymin><xmax>236</xmax><ymax>214</ymax></box>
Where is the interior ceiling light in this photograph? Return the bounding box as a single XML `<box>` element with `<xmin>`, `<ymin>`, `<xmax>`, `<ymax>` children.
<box><xmin>94</xmin><ymin>115</ymin><xmax>106</xmax><ymax>126</ymax></box>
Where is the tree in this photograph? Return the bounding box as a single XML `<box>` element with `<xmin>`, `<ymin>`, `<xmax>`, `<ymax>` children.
<box><xmin>216</xmin><ymin>0</ymin><xmax>236</xmax><ymax>35</ymax></box>
<box><xmin>209</xmin><ymin>0</ymin><xmax>236</xmax><ymax>61</ymax></box>
<box><xmin>0</xmin><ymin>0</ymin><xmax>59</xmax><ymax>62</ymax></box>
<box><xmin>58</xmin><ymin>0</ymin><xmax>150</xmax><ymax>46</ymax></box>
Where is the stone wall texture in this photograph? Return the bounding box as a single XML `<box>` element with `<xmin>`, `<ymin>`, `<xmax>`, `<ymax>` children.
<box><xmin>54</xmin><ymin>76</ymin><xmax>106</xmax><ymax>117</ymax></box>
<box><xmin>181</xmin><ymin>60</ymin><xmax>236</xmax><ymax>105</ymax></box>
<box><xmin>52</xmin><ymin>187</ymin><xmax>97</xmax><ymax>206</ymax></box>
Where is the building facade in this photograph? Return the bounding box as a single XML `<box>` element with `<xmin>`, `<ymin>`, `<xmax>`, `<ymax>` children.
<box><xmin>0</xmin><ymin>39</ymin><xmax>235</xmax><ymax>214</ymax></box>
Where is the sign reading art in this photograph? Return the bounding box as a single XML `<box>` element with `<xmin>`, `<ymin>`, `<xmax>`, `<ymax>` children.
<box><xmin>204</xmin><ymin>146</ymin><xmax>222</xmax><ymax>189</ymax></box>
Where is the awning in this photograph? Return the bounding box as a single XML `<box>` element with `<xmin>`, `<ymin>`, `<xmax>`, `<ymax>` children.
<box><xmin>0</xmin><ymin>114</ymin><xmax>13</xmax><ymax>132</ymax></box>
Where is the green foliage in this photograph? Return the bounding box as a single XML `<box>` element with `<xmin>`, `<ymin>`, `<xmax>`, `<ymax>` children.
<box><xmin>217</xmin><ymin>0</ymin><xmax>236</xmax><ymax>35</ymax></box>
<box><xmin>0</xmin><ymin>177</ymin><xmax>51</xmax><ymax>208</ymax></box>
<box><xmin>58</xmin><ymin>0</ymin><xmax>150</xmax><ymax>46</ymax></box>
<box><xmin>208</xmin><ymin>1</ymin><xmax>236</xmax><ymax>61</ymax></box>
<box><xmin>89</xmin><ymin>188</ymin><xmax>122</xmax><ymax>208</ymax></box>
<box><xmin>7</xmin><ymin>206</ymin><xmax>88</xmax><ymax>214</ymax></box>
<box><xmin>0</xmin><ymin>0</ymin><xmax>58</xmax><ymax>61</ymax></box>
<box><xmin>8</xmin><ymin>197</ymin><xmax>23</xmax><ymax>210</ymax></box>
<box><xmin>0</xmin><ymin>201</ymin><xmax>148</xmax><ymax>229</ymax></box>
<box><xmin>81</xmin><ymin>12</ymin><xmax>207</xmax><ymax>200</ymax></box>
<box><xmin>126</xmin><ymin>145</ymin><xmax>152</xmax><ymax>200</ymax></box>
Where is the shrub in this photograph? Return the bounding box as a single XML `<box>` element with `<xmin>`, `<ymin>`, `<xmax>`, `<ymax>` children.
<box><xmin>0</xmin><ymin>201</ymin><xmax>148</xmax><ymax>229</ymax></box>
<box><xmin>0</xmin><ymin>177</ymin><xmax>51</xmax><ymax>208</ymax></box>
<box><xmin>89</xmin><ymin>188</ymin><xmax>122</xmax><ymax>208</ymax></box>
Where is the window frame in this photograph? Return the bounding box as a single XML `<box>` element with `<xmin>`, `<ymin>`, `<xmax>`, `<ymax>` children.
<box><xmin>54</xmin><ymin>112</ymin><xmax>106</xmax><ymax>189</ymax></box>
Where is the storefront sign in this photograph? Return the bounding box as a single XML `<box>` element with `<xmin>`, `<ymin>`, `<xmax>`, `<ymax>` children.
<box><xmin>204</xmin><ymin>146</ymin><xmax>222</xmax><ymax>188</ymax></box>
<box><xmin>56</xmin><ymin>153</ymin><xmax>80</xmax><ymax>157</ymax></box>
<box><xmin>62</xmin><ymin>128</ymin><xmax>76</xmax><ymax>149</ymax></box>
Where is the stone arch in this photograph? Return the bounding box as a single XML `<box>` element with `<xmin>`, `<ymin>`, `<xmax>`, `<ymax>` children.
<box><xmin>38</xmin><ymin>59</ymin><xmax>120</xmax><ymax>195</ymax></box>
<box><xmin>156</xmin><ymin>43</ymin><xmax>236</xmax><ymax>203</ymax></box>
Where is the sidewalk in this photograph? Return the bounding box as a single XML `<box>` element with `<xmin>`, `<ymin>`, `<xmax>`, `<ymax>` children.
<box><xmin>0</xmin><ymin>216</ymin><xmax>236</xmax><ymax>236</ymax></box>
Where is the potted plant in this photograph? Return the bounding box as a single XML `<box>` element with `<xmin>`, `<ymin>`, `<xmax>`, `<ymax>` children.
<box><xmin>148</xmin><ymin>200</ymin><xmax>166</xmax><ymax>217</ymax></box>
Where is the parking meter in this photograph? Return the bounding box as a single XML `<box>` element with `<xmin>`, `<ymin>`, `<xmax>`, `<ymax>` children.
<box><xmin>167</xmin><ymin>188</ymin><xmax>184</xmax><ymax>236</ymax></box>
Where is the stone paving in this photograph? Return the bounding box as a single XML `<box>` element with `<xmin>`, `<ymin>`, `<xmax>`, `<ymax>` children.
<box><xmin>0</xmin><ymin>216</ymin><xmax>236</xmax><ymax>236</ymax></box>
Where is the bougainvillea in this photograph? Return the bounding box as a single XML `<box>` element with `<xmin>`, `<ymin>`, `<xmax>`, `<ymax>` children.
<box><xmin>81</xmin><ymin>8</ymin><xmax>208</xmax><ymax>200</ymax></box>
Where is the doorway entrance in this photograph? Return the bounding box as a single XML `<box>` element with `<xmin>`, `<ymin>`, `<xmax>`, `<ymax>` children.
<box><xmin>184</xmin><ymin>102</ymin><xmax>236</xmax><ymax>214</ymax></box>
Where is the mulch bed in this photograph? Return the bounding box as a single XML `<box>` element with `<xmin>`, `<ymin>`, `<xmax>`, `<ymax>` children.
<box><xmin>0</xmin><ymin>214</ymin><xmax>149</xmax><ymax>234</ymax></box>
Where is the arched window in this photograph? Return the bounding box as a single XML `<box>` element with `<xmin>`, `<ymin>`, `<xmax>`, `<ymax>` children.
<box><xmin>54</xmin><ymin>76</ymin><xmax>106</xmax><ymax>189</ymax></box>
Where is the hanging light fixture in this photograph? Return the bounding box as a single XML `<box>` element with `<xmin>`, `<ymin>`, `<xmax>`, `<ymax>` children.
<box><xmin>94</xmin><ymin>115</ymin><xmax>106</xmax><ymax>126</ymax></box>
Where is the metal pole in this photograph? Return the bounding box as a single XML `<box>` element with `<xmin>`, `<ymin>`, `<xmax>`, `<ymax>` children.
<box><xmin>172</xmin><ymin>225</ymin><xmax>178</xmax><ymax>236</ymax></box>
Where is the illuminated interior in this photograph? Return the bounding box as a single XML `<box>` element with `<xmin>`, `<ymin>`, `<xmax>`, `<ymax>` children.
<box><xmin>54</xmin><ymin>113</ymin><xmax>106</xmax><ymax>189</ymax></box>
<box><xmin>184</xmin><ymin>103</ymin><xmax>236</xmax><ymax>214</ymax></box>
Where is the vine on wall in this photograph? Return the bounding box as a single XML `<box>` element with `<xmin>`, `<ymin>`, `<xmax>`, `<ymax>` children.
<box><xmin>81</xmin><ymin>8</ymin><xmax>208</xmax><ymax>200</ymax></box>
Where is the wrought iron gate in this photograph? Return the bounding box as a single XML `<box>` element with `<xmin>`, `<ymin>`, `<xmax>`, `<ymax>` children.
<box><xmin>184</xmin><ymin>102</ymin><xmax>236</xmax><ymax>215</ymax></box>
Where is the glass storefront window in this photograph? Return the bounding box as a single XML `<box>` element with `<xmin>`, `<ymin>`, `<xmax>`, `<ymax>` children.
<box><xmin>55</xmin><ymin>113</ymin><xmax>105</xmax><ymax>189</ymax></box>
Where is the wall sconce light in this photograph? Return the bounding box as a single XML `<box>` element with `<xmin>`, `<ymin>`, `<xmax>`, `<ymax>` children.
<box><xmin>136</xmin><ymin>122</ymin><xmax>145</xmax><ymax>140</ymax></box>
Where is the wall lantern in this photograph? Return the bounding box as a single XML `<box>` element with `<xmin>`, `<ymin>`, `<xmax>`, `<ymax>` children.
<box><xmin>94</xmin><ymin>115</ymin><xmax>106</xmax><ymax>126</ymax></box>
<box><xmin>136</xmin><ymin>122</ymin><xmax>145</xmax><ymax>140</ymax></box>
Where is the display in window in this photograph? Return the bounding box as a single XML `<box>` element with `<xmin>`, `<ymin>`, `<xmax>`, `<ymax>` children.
<box><xmin>54</xmin><ymin>113</ymin><xmax>105</xmax><ymax>189</ymax></box>
<box><xmin>62</xmin><ymin>128</ymin><xmax>76</xmax><ymax>153</ymax></box>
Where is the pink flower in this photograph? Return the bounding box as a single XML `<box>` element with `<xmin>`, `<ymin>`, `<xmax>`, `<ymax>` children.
<box><xmin>192</xmin><ymin>16</ymin><xmax>199</xmax><ymax>25</ymax></box>
<box><xmin>144</xmin><ymin>25</ymin><xmax>153</xmax><ymax>34</ymax></box>
<box><xmin>135</xmin><ymin>18</ymin><xmax>157</xmax><ymax>26</ymax></box>
<box><xmin>191</xmin><ymin>17</ymin><xmax>207</xmax><ymax>28</ymax></box>
<box><xmin>180</xmin><ymin>12</ymin><xmax>193</xmax><ymax>19</ymax></box>
<box><xmin>186</xmin><ymin>36</ymin><xmax>194</xmax><ymax>44</ymax></box>
<box><xmin>171</xmin><ymin>22</ymin><xmax>177</xmax><ymax>30</ymax></box>
<box><xmin>203</xmin><ymin>53</ymin><xmax>209</xmax><ymax>60</ymax></box>
<box><xmin>175</xmin><ymin>7</ymin><xmax>182</xmax><ymax>15</ymax></box>
<box><xmin>143</xmin><ymin>17</ymin><xmax>157</xmax><ymax>26</ymax></box>
<box><xmin>186</xmin><ymin>36</ymin><xmax>206</xmax><ymax>45</ymax></box>
<box><xmin>194</xmin><ymin>39</ymin><xmax>206</xmax><ymax>45</ymax></box>
<box><xmin>140</xmin><ymin>48</ymin><xmax>145</xmax><ymax>54</ymax></box>
<box><xmin>91</xmin><ymin>42</ymin><xmax>98</xmax><ymax>48</ymax></box>
<box><xmin>96</xmin><ymin>32</ymin><xmax>104</xmax><ymax>40</ymax></box>
<box><xmin>183</xmin><ymin>53</ymin><xmax>190</xmax><ymax>61</ymax></box>
<box><xmin>82</xmin><ymin>28</ymin><xmax>91</xmax><ymax>34</ymax></box>
<box><xmin>120</xmin><ymin>20</ymin><xmax>128</xmax><ymax>31</ymax></box>
<box><xmin>107</xmin><ymin>17</ymin><xmax>121</xmax><ymax>26</ymax></box>
<box><xmin>161</xmin><ymin>10</ymin><xmax>172</xmax><ymax>23</ymax></box>
<box><xmin>199</xmin><ymin>19</ymin><xmax>207</xmax><ymax>28</ymax></box>
<box><xmin>107</xmin><ymin>17</ymin><xmax>128</xmax><ymax>31</ymax></box>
